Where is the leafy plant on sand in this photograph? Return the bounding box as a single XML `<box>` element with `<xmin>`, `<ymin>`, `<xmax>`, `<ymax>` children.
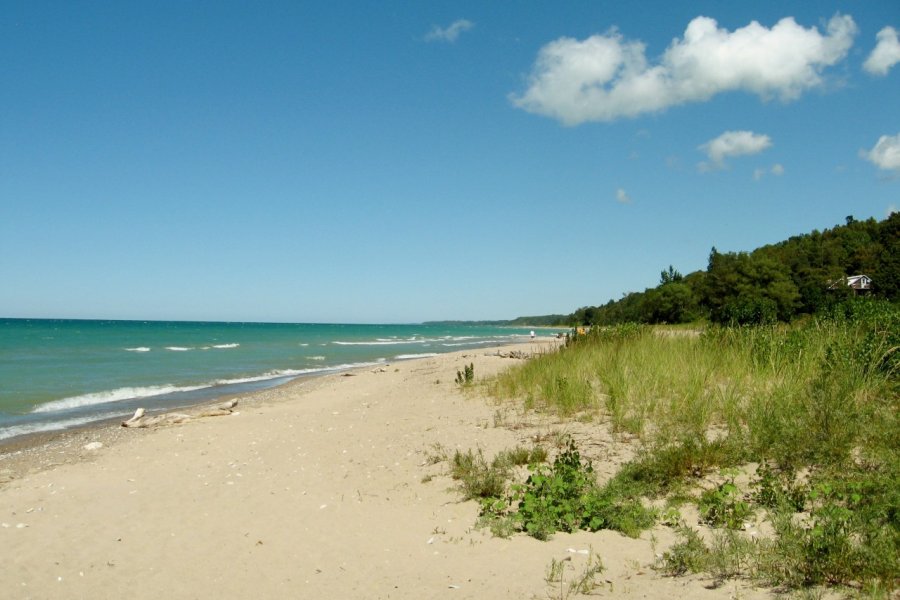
<box><xmin>450</xmin><ymin>445</ymin><xmax>548</xmax><ymax>504</ymax></box>
<box><xmin>697</xmin><ymin>471</ymin><xmax>753</xmax><ymax>530</ymax></box>
<box><xmin>471</xmin><ymin>439</ymin><xmax>656</xmax><ymax>541</ymax></box>
<box><xmin>515</xmin><ymin>440</ymin><xmax>656</xmax><ymax>540</ymax></box>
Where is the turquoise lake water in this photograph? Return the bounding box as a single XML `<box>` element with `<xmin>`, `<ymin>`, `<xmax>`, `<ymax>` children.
<box><xmin>0</xmin><ymin>319</ymin><xmax>559</xmax><ymax>442</ymax></box>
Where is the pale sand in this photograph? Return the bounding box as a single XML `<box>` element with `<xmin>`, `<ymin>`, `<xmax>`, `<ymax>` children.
<box><xmin>0</xmin><ymin>340</ymin><xmax>773</xmax><ymax>599</ymax></box>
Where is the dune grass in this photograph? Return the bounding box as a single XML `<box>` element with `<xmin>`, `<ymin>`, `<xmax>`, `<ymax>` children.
<box><xmin>485</xmin><ymin>299</ymin><xmax>899</xmax><ymax>594</ymax></box>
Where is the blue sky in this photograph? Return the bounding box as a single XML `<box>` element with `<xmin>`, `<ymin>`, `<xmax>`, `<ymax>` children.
<box><xmin>1</xmin><ymin>1</ymin><xmax>898</xmax><ymax>323</ymax></box>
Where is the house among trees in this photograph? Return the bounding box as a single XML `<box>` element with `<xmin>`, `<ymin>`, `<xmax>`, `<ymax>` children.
<box><xmin>828</xmin><ymin>274</ymin><xmax>873</xmax><ymax>294</ymax></box>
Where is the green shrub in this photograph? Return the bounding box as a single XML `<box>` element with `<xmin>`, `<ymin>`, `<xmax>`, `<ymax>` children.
<box><xmin>514</xmin><ymin>440</ymin><xmax>596</xmax><ymax>539</ymax></box>
<box><xmin>512</xmin><ymin>440</ymin><xmax>655</xmax><ymax>540</ymax></box>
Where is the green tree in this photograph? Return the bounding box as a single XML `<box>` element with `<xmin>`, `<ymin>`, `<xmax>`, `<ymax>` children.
<box><xmin>873</xmin><ymin>211</ymin><xmax>900</xmax><ymax>300</ymax></box>
<box><xmin>644</xmin><ymin>281</ymin><xmax>697</xmax><ymax>324</ymax></box>
<box><xmin>704</xmin><ymin>251</ymin><xmax>800</xmax><ymax>324</ymax></box>
<box><xmin>660</xmin><ymin>265</ymin><xmax>683</xmax><ymax>285</ymax></box>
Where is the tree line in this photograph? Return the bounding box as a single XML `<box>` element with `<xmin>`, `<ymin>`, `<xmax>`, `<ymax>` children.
<box><xmin>571</xmin><ymin>213</ymin><xmax>900</xmax><ymax>326</ymax></box>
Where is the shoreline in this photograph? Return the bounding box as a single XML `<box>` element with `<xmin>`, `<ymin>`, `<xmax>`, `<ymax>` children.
<box><xmin>0</xmin><ymin>337</ymin><xmax>771</xmax><ymax>599</ymax></box>
<box><xmin>0</xmin><ymin>333</ymin><xmax>554</xmax><ymax>453</ymax></box>
<box><xmin>0</xmin><ymin>356</ymin><xmax>368</xmax><ymax>486</ymax></box>
<box><xmin>0</xmin><ymin>338</ymin><xmax>557</xmax><ymax>485</ymax></box>
<box><xmin>1</xmin><ymin>320</ymin><xmax>559</xmax><ymax>447</ymax></box>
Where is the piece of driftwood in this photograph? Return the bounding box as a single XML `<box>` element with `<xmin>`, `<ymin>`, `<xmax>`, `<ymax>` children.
<box><xmin>122</xmin><ymin>399</ymin><xmax>238</xmax><ymax>428</ymax></box>
<box><xmin>486</xmin><ymin>350</ymin><xmax>530</xmax><ymax>359</ymax></box>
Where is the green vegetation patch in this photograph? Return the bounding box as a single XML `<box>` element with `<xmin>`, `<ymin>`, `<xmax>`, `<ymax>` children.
<box><xmin>483</xmin><ymin>303</ymin><xmax>899</xmax><ymax>594</ymax></box>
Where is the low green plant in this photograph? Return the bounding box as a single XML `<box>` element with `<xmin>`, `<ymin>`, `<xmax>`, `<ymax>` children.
<box><xmin>660</xmin><ymin>526</ymin><xmax>710</xmax><ymax>576</ymax></box>
<box><xmin>424</xmin><ymin>442</ymin><xmax>448</xmax><ymax>465</ymax></box>
<box><xmin>450</xmin><ymin>449</ymin><xmax>506</xmax><ymax>501</ymax></box>
<box><xmin>545</xmin><ymin>551</ymin><xmax>605</xmax><ymax>599</ymax></box>
<box><xmin>707</xmin><ymin>528</ymin><xmax>768</xmax><ymax>581</ymax></box>
<box><xmin>545</xmin><ymin>557</ymin><xmax>566</xmax><ymax>585</ymax></box>
<box><xmin>514</xmin><ymin>440</ymin><xmax>597</xmax><ymax>539</ymax></box>
<box><xmin>768</xmin><ymin>475</ymin><xmax>900</xmax><ymax>589</ymax></box>
<box><xmin>613</xmin><ymin>436</ymin><xmax>747</xmax><ymax>499</ymax></box>
<box><xmin>512</xmin><ymin>440</ymin><xmax>655</xmax><ymax>540</ymax></box>
<box><xmin>753</xmin><ymin>463</ymin><xmax>806</xmax><ymax>512</ymax></box>
<box><xmin>476</xmin><ymin>511</ymin><xmax>518</xmax><ymax>538</ymax></box>
<box><xmin>698</xmin><ymin>472</ymin><xmax>753</xmax><ymax>530</ymax></box>
<box><xmin>493</xmin><ymin>444</ymin><xmax>548</xmax><ymax>470</ymax></box>
<box><xmin>569</xmin><ymin>552</ymin><xmax>605</xmax><ymax>596</ymax></box>
<box><xmin>455</xmin><ymin>362</ymin><xmax>475</xmax><ymax>386</ymax></box>
<box><xmin>661</xmin><ymin>526</ymin><xmax>764</xmax><ymax>580</ymax></box>
<box><xmin>671</xmin><ymin>466</ymin><xmax>900</xmax><ymax>593</ymax></box>
<box><xmin>659</xmin><ymin>506</ymin><xmax>683</xmax><ymax>527</ymax></box>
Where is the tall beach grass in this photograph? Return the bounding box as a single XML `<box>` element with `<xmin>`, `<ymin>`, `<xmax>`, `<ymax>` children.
<box><xmin>487</xmin><ymin>299</ymin><xmax>899</xmax><ymax>593</ymax></box>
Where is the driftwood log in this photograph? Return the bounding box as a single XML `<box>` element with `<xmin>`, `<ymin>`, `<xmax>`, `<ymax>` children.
<box><xmin>122</xmin><ymin>399</ymin><xmax>238</xmax><ymax>428</ymax></box>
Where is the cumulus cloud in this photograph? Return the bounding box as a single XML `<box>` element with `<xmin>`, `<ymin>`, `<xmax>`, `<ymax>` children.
<box><xmin>771</xmin><ymin>163</ymin><xmax>785</xmax><ymax>176</ymax></box>
<box><xmin>699</xmin><ymin>130</ymin><xmax>772</xmax><ymax>170</ymax></box>
<box><xmin>862</xmin><ymin>133</ymin><xmax>900</xmax><ymax>173</ymax></box>
<box><xmin>511</xmin><ymin>14</ymin><xmax>857</xmax><ymax>125</ymax></box>
<box><xmin>864</xmin><ymin>26</ymin><xmax>900</xmax><ymax>75</ymax></box>
<box><xmin>425</xmin><ymin>19</ymin><xmax>474</xmax><ymax>43</ymax></box>
<box><xmin>615</xmin><ymin>188</ymin><xmax>632</xmax><ymax>204</ymax></box>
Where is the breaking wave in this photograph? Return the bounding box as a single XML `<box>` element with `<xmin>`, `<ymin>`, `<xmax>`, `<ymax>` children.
<box><xmin>30</xmin><ymin>362</ymin><xmax>385</xmax><ymax>414</ymax></box>
<box><xmin>0</xmin><ymin>413</ymin><xmax>122</xmax><ymax>441</ymax></box>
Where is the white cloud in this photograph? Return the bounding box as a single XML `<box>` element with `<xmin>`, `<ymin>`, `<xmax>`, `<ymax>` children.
<box><xmin>864</xmin><ymin>26</ymin><xmax>900</xmax><ymax>76</ymax></box>
<box><xmin>425</xmin><ymin>19</ymin><xmax>474</xmax><ymax>43</ymax></box>
<box><xmin>754</xmin><ymin>163</ymin><xmax>785</xmax><ymax>181</ymax></box>
<box><xmin>699</xmin><ymin>130</ymin><xmax>772</xmax><ymax>170</ymax></box>
<box><xmin>887</xmin><ymin>205</ymin><xmax>898</xmax><ymax>217</ymax></box>
<box><xmin>511</xmin><ymin>14</ymin><xmax>857</xmax><ymax>125</ymax></box>
<box><xmin>862</xmin><ymin>133</ymin><xmax>900</xmax><ymax>173</ymax></box>
<box><xmin>615</xmin><ymin>188</ymin><xmax>632</xmax><ymax>204</ymax></box>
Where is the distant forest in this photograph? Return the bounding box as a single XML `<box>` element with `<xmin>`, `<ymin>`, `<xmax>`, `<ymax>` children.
<box><xmin>426</xmin><ymin>315</ymin><xmax>570</xmax><ymax>327</ymax></box>
<box><xmin>569</xmin><ymin>213</ymin><xmax>900</xmax><ymax>327</ymax></box>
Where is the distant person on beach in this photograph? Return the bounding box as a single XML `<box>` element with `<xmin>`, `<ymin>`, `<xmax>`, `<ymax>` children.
<box><xmin>530</xmin><ymin>330</ymin><xmax>535</xmax><ymax>340</ymax></box>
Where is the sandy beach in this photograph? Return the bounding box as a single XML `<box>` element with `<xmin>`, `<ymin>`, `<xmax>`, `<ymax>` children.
<box><xmin>0</xmin><ymin>339</ymin><xmax>772</xmax><ymax>599</ymax></box>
